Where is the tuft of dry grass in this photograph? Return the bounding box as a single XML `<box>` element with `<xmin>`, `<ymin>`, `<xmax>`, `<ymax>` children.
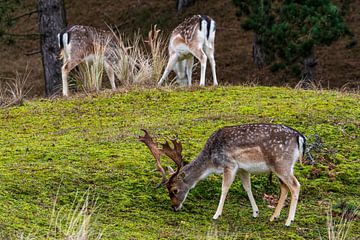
<box><xmin>0</xmin><ymin>64</ymin><xmax>32</xmax><ymax>108</ymax></box>
<box><xmin>295</xmin><ymin>78</ymin><xmax>324</xmax><ymax>91</ymax></box>
<box><xmin>147</xmin><ymin>25</ymin><xmax>168</xmax><ymax>83</ymax></box>
<box><xmin>68</xmin><ymin>26</ymin><xmax>168</xmax><ymax>95</ymax></box>
<box><xmin>14</xmin><ymin>188</ymin><xmax>102</xmax><ymax>240</ymax></box>
<box><xmin>109</xmin><ymin>26</ymin><xmax>167</xmax><ymax>87</ymax></box>
<box><xmin>48</xmin><ymin>190</ymin><xmax>102</xmax><ymax>240</ymax></box>
<box><xmin>72</xmin><ymin>35</ymin><xmax>112</xmax><ymax>95</ymax></box>
<box><xmin>204</xmin><ymin>225</ymin><xmax>240</xmax><ymax>240</ymax></box>
<box><xmin>322</xmin><ymin>205</ymin><xmax>358</xmax><ymax>240</ymax></box>
<box><xmin>111</xmin><ymin>31</ymin><xmax>151</xmax><ymax>86</ymax></box>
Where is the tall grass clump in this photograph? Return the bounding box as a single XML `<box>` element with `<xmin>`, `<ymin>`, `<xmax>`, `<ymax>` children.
<box><xmin>111</xmin><ymin>31</ymin><xmax>151</xmax><ymax>86</ymax></box>
<box><xmin>0</xmin><ymin>64</ymin><xmax>32</xmax><ymax>108</ymax></box>
<box><xmin>322</xmin><ymin>205</ymin><xmax>358</xmax><ymax>240</ymax></box>
<box><xmin>147</xmin><ymin>25</ymin><xmax>168</xmax><ymax>83</ymax></box>
<box><xmin>110</xmin><ymin>26</ymin><xmax>167</xmax><ymax>87</ymax></box>
<box><xmin>72</xmin><ymin>35</ymin><xmax>111</xmax><ymax>94</ymax></box>
<box><xmin>48</xmin><ymin>191</ymin><xmax>102</xmax><ymax>240</ymax></box>
<box><xmin>70</xmin><ymin>26</ymin><xmax>167</xmax><ymax>93</ymax></box>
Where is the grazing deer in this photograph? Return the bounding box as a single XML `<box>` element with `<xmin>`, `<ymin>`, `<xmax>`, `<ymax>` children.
<box><xmin>58</xmin><ymin>25</ymin><xmax>118</xmax><ymax>96</ymax></box>
<box><xmin>139</xmin><ymin>124</ymin><xmax>306</xmax><ymax>226</ymax></box>
<box><xmin>158</xmin><ymin>15</ymin><xmax>218</xmax><ymax>87</ymax></box>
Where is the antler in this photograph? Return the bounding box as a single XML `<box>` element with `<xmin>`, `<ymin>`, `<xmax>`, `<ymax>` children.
<box><xmin>138</xmin><ymin>129</ymin><xmax>167</xmax><ymax>186</ymax></box>
<box><xmin>160</xmin><ymin>138</ymin><xmax>183</xmax><ymax>173</ymax></box>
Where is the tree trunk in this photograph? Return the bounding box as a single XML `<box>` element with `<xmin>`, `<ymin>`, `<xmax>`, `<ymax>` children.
<box><xmin>38</xmin><ymin>0</ymin><xmax>66</xmax><ymax>96</ymax></box>
<box><xmin>176</xmin><ymin>0</ymin><xmax>196</xmax><ymax>11</ymax></box>
<box><xmin>301</xmin><ymin>55</ymin><xmax>317</xmax><ymax>89</ymax></box>
<box><xmin>252</xmin><ymin>34</ymin><xmax>265</xmax><ymax>69</ymax></box>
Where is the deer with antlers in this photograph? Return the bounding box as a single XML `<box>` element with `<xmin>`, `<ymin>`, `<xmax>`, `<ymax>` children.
<box><xmin>58</xmin><ymin>25</ymin><xmax>118</xmax><ymax>96</ymax></box>
<box><xmin>139</xmin><ymin>124</ymin><xmax>305</xmax><ymax>226</ymax></box>
<box><xmin>158</xmin><ymin>15</ymin><xmax>218</xmax><ymax>87</ymax></box>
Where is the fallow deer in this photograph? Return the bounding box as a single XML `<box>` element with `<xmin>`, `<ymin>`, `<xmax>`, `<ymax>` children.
<box><xmin>158</xmin><ymin>15</ymin><xmax>218</xmax><ymax>87</ymax></box>
<box><xmin>139</xmin><ymin>124</ymin><xmax>306</xmax><ymax>226</ymax></box>
<box><xmin>58</xmin><ymin>25</ymin><xmax>118</xmax><ymax>96</ymax></box>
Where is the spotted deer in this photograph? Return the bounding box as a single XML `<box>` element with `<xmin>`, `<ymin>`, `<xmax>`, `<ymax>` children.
<box><xmin>139</xmin><ymin>124</ymin><xmax>306</xmax><ymax>226</ymax></box>
<box><xmin>158</xmin><ymin>15</ymin><xmax>218</xmax><ymax>86</ymax></box>
<box><xmin>58</xmin><ymin>25</ymin><xmax>118</xmax><ymax>96</ymax></box>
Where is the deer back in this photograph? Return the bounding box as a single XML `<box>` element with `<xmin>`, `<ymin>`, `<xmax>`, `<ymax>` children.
<box><xmin>58</xmin><ymin>25</ymin><xmax>117</xmax><ymax>64</ymax></box>
<box><xmin>170</xmin><ymin>15</ymin><xmax>215</xmax><ymax>52</ymax></box>
<box><xmin>194</xmin><ymin>124</ymin><xmax>305</xmax><ymax>174</ymax></box>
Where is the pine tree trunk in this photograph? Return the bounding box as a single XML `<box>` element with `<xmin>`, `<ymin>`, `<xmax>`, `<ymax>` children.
<box><xmin>301</xmin><ymin>55</ymin><xmax>317</xmax><ymax>89</ymax></box>
<box><xmin>176</xmin><ymin>0</ymin><xmax>195</xmax><ymax>11</ymax></box>
<box><xmin>252</xmin><ymin>34</ymin><xmax>265</xmax><ymax>69</ymax></box>
<box><xmin>38</xmin><ymin>0</ymin><xmax>66</xmax><ymax>96</ymax></box>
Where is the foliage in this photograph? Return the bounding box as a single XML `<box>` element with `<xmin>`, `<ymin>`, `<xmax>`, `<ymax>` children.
<box><xmin>0</xmin><ymin>87</ymin><xmax>359</xmax><ymax>239</ymax></box>
<box><xmin>232</xmin><ymin>0</ymin><xmax>351</xmax><ymax>77</ymax></box>
<box><xmin>0</xmin><ymin>0</ymin><xmax>23</xmax><ymax>43</ymax></box>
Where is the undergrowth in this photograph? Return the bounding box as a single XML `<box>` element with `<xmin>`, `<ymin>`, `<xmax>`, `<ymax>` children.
<box><xmin>0</xmin><ymin>86</ymin><xmax>359</xmax><ymax>239</ymax></box>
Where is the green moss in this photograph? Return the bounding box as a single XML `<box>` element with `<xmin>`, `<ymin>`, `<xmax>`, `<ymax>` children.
<box><xmin>0</xmin><ymin>86</ymin><xmax>359</xmax><ymax>239</ymax></box>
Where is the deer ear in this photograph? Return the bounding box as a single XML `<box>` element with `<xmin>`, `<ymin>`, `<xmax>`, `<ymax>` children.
<box><xmin>167</xmin><ymin>166</ymin><xmax>175</xmax><ymax>175</ymax></box>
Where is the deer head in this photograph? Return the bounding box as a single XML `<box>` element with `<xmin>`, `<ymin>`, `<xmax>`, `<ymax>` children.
<box><xmin>138</xmin><ymin>129</ymin><xmax>189</xmax><ymax>211</ymax></box>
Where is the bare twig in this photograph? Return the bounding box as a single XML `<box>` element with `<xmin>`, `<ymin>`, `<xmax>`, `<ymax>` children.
<box><xmin>11</xmin><ymin>9</ymin><xmax>39</xmax><ymax>21</ymax></box>
<box><xmin>25</xmin><ymin>50</ymin><xmax>41</xmax><ymax>56</ymax></box>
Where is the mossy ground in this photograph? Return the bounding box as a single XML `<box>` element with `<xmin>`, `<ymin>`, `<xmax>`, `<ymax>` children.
<box><xmin>0</xmin><ymin>86</ymin><xmax>359</xmax><ymax>239</ymax></box>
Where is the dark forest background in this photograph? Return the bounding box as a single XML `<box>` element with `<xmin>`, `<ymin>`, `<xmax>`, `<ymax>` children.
<box><xmin>0</xmin><ymin>0</ymin><xmax>359</xmax><ymax>96</ymax></box>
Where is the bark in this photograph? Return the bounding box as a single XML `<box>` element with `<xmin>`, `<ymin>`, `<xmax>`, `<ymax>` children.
<box><xmin>301</xmin><ymin>55</ymin><xmax>317</xmax><ymax>89</ymax></box>
<box><xmin>252</xmin><ymin>34</ymin><xmax>265</xmax><ymax>69</ymax></box>
<box><xmin>38</xmin><ymin>0</ymin><xmax>66</xmax><ymax>96</ymax></box>
<box><xmin>176</xmin><ymin>0</ymin><xmax>196</xmax><ymax>11</ymax></box>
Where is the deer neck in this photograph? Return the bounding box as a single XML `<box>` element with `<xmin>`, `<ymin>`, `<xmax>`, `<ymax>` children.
<box><xmin>181</xmin><ymin>153</ymin><xmax>217</xmax><ymax>189</ymax></box>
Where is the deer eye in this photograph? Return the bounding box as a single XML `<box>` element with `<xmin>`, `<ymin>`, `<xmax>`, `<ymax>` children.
<box><xmin>172</xmin><ymin>189</ymin><xmax>178</xmax><ymax>194</ymax></box>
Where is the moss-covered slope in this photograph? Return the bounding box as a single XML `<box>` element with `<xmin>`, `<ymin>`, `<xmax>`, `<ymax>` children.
<box><xmin>0</xmin><ymin>87</ymin><xmax>359</xmax><ymax>239</ymax></box>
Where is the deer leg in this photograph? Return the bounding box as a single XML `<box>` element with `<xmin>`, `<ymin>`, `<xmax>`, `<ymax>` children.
<box><xmin>191</xmin><ymin>49</ymin><xmax>207</xmax><ymax>86</ymax></box>
<box><xmin>62</xmin><ymin>65</ymin><xmax>70</xmax><ymax>97</ymax></box>
<box><xmin>175</xmin><ymin>60</ymin><xmax>187</xmax><ymax>86</ymax></box>
<box><xmin>213</xmin><ymin>167</ymin><xmax>237</xmax><ymax>220</ymax></box>
<box><xmin>270</xmin><ymin>179</ymin><xmax>288</xmax><ymax>221</ymax></box>
<box><xmin>158</xmin><ymin>54</ymin><xmax>178</xmax><ymax>86</ymax></box>
<box><xmin>61</xmin><ymin>60</ymin><xmax>81</xmax><ymax>97</ymax></box>
<box><xmin>204</xmin><ymin>46</ymin><xmax>218</xmax><ymax>86</ymax></box>
<box><xmin>186</xmin><ymin>56</ymin><xmax>194</xmax><ymax>86</ymax></box>
<box><xmin>104</xmin><ymin>62</ymin><xmax>116</xmax><ymax>90</ymax></box>
<box><xmin>279</xmin><ymin>175</ymin><xmax>300</xmax><ymax>226</ymax></box>
<box><xmin>239</xmin><ymin>171</ymin><xmax>259</xmax><ymax>218</ymax></box>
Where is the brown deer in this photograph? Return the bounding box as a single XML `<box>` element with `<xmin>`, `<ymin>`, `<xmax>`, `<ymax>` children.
<box><xmin>158</xmin><ymin>15</ymin><xmax>218</xmax><ymax>87</ymax></box>
<box><xmin>139</xmin><ymin>124</ymin><xmax>306</xmax><ymax>226</ymax></box>
<box><xmin>58</xmin><ymin>25</ymin><xmax>118</xmax><ymax>96</ymax></box>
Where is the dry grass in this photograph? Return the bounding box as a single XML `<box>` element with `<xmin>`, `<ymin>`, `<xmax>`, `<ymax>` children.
<box><xmin>322</xmin><ymin>205</ymin><xmax>358</xmax><ymax>240</ymax></box>
<box><xmin>110</xmin><ymin>26</ymin><xmax>167</xmax><ymax>87</ymax></box>
<box><xmin>204</xmin><ymin>226</ymin><xmax>240</xmax><ymax>240</ymax></box>
<box><xmin>48</xmin><ymin>190</ymin><xmax>102</xmax><ymax>240</ymax></box>
<box><xmin>0</xmin><ymin>64</ymin><xmax>32</xmax><ymax>108</ymax></box>
<box><xmin>14</xmin><ymin>188</ymin><xmax>102</xmax><ymax>240</ymax></box>
<box><xmin>147</xmin><ymin>25</ymin><xmax>168</xmax><ymax>83</ymax></box>
<box><xmin>110</xmin><ymin>31</ymin><xmax>151</xmax><ymax>86</ymax></box>
<box><xmin>71</xmin><ymin>26</ymin><xmax>167</xmax><ymax>94</ymax></box>
<box><xmin>72</xmin><ymin>35</ymin><xmax>112</xmax><ymax>94</ymax></box>
<box><xmin>295</xmin><ymin>78</ymin><xmax>324</xmax><ymax>90</ymax></box>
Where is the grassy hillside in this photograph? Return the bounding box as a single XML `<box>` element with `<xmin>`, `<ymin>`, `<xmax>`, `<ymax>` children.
<box><xmin>0</xmin><ymin>86</ymin><xmax>359</xmax><ymax>239</ymax></box>
<box><xmin>0</xmin><ymin>0</ymin><xmax>359</xmax><ymax>96</ymax></box>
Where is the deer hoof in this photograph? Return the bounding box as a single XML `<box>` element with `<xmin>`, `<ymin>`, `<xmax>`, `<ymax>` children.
<box><xmin>212</xmin><ymin>214</ymin><xmax>221</xmax><ymax>220</ymax></box>
<box><xmin>285</xmin><ymin>220</ymin><xmax>293</xmax><ymax>227</ymax></box>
